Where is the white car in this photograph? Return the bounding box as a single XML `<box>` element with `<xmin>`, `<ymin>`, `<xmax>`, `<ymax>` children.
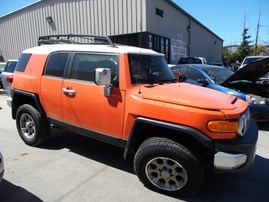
<box><xmin>239</xmin><ymin>56</ymin><xmax>268</xmax><ymax>69</ymax></box>
<box><xmin>0</xmin><ymin>151</ymin><xmax>4</xmax><ymax>182</ymax></box>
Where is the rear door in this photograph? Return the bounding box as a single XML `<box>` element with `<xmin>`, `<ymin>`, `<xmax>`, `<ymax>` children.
<box><xmin>40</xmin><ymin>52</ymin><xmax>69</xmax><ymax>122</ymax></box>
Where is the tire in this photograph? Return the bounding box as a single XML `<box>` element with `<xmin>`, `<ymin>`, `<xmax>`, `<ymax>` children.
<box><xmin>134</xmin><ymin>137</ymin><xmax>204</xmax><ymax>197</ymax></box>
<box><xmin>16</xmin><ymin>104</ymin><xmax>51</xmax><ymax>146</ymax></box>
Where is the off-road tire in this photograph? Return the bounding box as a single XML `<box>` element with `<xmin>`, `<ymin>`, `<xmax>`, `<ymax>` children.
<box><xmin>134</xmin><ymin>137</ymin><xmax>204</xmax><ymax>197</ymax></box>
<box><xmin>16</xmin><ymin>104</ymin><xmax>51</xmax><ymax>146</ymax></box>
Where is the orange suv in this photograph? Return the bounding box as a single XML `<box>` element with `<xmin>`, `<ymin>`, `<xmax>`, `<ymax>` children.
<box><xmin>9</xmin><ymin>34</ymin><xmax>258</xmax><ymax>196</ymax></box>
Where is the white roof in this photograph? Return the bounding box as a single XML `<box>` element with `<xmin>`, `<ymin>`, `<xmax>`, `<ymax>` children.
<box><xmin>23</xmin><ymin>44</ymin><xmax>163</xmax><ymax>56</ymax></box>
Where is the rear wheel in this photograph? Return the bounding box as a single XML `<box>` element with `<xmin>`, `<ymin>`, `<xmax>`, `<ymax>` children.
<box><xmin>16</xmin><ymin>104</ymin><xmax>51</xmax><ymax>146</ymax></box>
<box><xmin>134</xmin><ymin>137</ymin><xmax>204</xmax><ymax>196</ymax></box>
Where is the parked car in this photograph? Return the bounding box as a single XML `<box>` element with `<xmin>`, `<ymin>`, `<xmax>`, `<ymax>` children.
<box><xmin>170</xmin><ymin>57</ymin><xmax>269</xmax><ymax>122</ymax></box>
<box><xmin>239</xmin><ymin>56</ymin><xmax>268</xmax><ymax>69</ymax></box>
<box><xmin>0</xmin><ymin>62</ymin><xmax>6</xmax><ymax>88</ymax></box>
<box><xmin>178</xmin><ymin>56</ymin><xmax>207</xmax><ymax>64</ymax></box>
<box><xmin>0</xmin><ymin>150</ymin><xmax>4</xmax><ymax>183</ymax></box>
<box><xmin>1</xmin><ymin>59</ymin><xmax>18</xmax><ymax>94</ymax></box>
<box><xmin>208</xmin><ymin>61</ymin><xmax>231</xmax><ymax>70</ymax></box>
<box><xmin>7</xmin><ymin>34</ymin><xmax>258</xmax><ymax>197</ymax></box>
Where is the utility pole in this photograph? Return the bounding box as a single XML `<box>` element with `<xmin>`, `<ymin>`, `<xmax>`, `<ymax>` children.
<box><xmin>254</xmin><ymin>7</ymin><xmax>261</xmax><ymax>55</ymax></box>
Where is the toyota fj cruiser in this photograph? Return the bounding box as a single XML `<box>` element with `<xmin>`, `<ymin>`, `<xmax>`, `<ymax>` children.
<box><xmin>9</xmin><ymin>34</ymin><xmax>258</xmax><ymax>197</ymax></box>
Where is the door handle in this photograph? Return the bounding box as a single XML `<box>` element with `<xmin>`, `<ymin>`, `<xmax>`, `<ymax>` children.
<box><xmin>62</xmin><ymin>88</ymin><xmax>76</xmax><ymax>95</ymax></box>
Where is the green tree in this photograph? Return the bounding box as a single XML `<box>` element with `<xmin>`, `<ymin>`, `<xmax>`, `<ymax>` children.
<box><xmin>237</xmin><ymin>27</ymin><xmax>252</xmax><ymax>62</ymax></box>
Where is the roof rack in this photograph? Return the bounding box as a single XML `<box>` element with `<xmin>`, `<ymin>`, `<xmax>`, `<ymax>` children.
<box><xmin>38</xmin><ymin>34</ymin><xmax>115</xmax><ymax>47</ymax></box>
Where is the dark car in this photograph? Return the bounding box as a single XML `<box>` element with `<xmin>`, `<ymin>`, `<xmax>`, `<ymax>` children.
<box><xmin>170</xmin><ymin>57</ymin><xmax>269</xmax><ymax>122</ymax></box>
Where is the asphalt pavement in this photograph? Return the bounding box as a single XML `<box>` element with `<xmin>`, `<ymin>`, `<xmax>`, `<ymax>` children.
<box><xmin>0</xmin><ymin>89</ymin><xmax>269</xmax><ymax>202</ymax></box>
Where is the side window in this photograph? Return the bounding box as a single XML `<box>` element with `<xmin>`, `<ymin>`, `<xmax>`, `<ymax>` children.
<box><xmin>71</xmin><ymin>53</ymin><xmax>118</xmax><ymax>86</ymax></box>
<box><xmin>44</xmin><ymin>53</ymin><xmax>69</xmax><ymax>77</ymax></box>
<box><xmin>186</xmin><ymin>68</ymin><xmax>205</xmax><ymax>81</ymax></box>
<box><xmin>16</xmin><ymin>53</ymin><xmax>31</xmax><ymax>72</ymax></box>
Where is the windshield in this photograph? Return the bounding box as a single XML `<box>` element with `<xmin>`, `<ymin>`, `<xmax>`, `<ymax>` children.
<box><xmin>203</xmin><ymin>67</ymin><xmax>234</xmax><ymax>84</ymax></box>
<box><xmin>128</xmin><ymin>54</ymin><xmax>175</xmax><ymax>84</ymax></box>
<box><xmin>243</xmin><ymin>57</ymin><xmax>265</xmax><ymax>66</ymax></box>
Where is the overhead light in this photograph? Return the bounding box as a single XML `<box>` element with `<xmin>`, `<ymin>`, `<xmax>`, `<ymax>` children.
<box><xmin>46</xmin><ymin>16</ymin><xmax>53</xmax><ymax>23</ymax></box>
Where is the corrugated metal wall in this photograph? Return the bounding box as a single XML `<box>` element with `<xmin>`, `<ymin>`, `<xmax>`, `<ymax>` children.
<box><xmin>0</xmin><ymin>0</ymin><xmax>146</xmax><ymax>61</ymax></box>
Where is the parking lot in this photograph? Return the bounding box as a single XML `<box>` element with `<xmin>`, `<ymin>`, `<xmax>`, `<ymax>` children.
<box><xmin>0</xmin><ymin>89</ymin><xmax>269</xmax><ymax>202</ymax></box>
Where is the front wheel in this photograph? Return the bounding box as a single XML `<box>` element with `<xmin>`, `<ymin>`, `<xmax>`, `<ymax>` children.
<box><xmin>134</xmin><ymin>137</ymin><xmax>204</xmax><ymax>196</ymax></box>
<box><xmin>16</xmin><ymin>104</ymin><xmax>51</xmax><ymax>146</ymax></box>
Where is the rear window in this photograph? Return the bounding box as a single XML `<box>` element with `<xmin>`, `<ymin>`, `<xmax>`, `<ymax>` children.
<box><xmin>178</xmin><ymin>58</ymin><xmax>202</xmax><ymax>64</ymax></box>
<box><xmin>4</xmin><ymin>61</ymin><xmax>18</xmax><ymax>73</ymax></box>
<box><xmin>16</xmin><ymin>54</ymin><xmax>31</xmax><ymax>72</ymax></box>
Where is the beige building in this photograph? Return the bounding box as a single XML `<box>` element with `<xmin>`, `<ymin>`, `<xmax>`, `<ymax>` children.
<box><xmin>0</xmin><ymin>0</ymin><xmax>223</xmax><ymax>63</ymax></box>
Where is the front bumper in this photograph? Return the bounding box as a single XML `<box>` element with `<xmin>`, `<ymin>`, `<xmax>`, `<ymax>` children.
<box><xmin>214</xmin><ymin>121</ymin><xmax>258</xmax><ymax>172</ymax></box>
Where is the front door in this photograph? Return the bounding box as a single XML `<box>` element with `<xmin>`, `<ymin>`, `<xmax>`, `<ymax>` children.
<box><xmin>61</xmin><ymin>53</ymin><xmax>125</xmax><ymax>138</ymax></box>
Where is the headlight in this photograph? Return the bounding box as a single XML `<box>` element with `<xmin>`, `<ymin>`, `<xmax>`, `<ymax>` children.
<box><xmin>237</xmin><ymin>108</ymin><xmax>250</xmax><ymax>137</ymax></box>
<box><xmin>246</xmin><ymin>94</ymin><xmax>266</xmax><ymax>105</ymax></box>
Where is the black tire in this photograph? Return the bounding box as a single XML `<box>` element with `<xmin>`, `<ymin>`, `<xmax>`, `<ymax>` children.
<box><xmin>16</xmin><ymin>104</ymin><xmax>51</xmax><ymax>146</ymax></box>
<box><xmin>134</xmin><ymin>137</ymin><xmax>204</xmax><ymax>197</ymax></box>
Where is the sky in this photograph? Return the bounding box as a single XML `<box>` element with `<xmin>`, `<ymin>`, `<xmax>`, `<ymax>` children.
<box><xmin>0</xmin><ymin>0</ymin><xmax>268</xmax><ymax>46</ymax></box>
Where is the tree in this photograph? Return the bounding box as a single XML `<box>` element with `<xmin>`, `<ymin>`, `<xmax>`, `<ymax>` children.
<box><xmin>237</xmin><ymin>27</ymin><xmax>252</xmax><ymax>62</ymax></box>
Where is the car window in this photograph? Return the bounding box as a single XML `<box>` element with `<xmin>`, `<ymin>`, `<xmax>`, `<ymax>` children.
<box><xmin>71</xmin><ymin>53</ymin><xmax>118</xmax><ymax>86</ymax></box>
<box><xmin>16</xmin><ymin>54</ymin><xmax>31</xmax><ymax>72</ymax></box>
<box><xmin>128</xmin><ymin>54</ymin><xmax>174</xmax><ymax>84</ymax></box>
<box><xmin>4</xmin><ymin>61</ymin><xmax>17</xmax><ymax>73</ymax></box>
<box><xmin>186</xmin><ymin>67</ymin><xmax>205</xmax><ymax>81</ymax></box>
<box><xmin>178</xmin><ymin>58</ymin><xmax>202</xmax><ymax>64</ymax></box>
<box><xmin>203</xmin><ymin>67</ymin><xmax>234</xmax><ymax>83</ymax></box>
<box><xmin>44</xmin><ymin>53</ymin><xmax>69</xmax><ymax>77</ymax></box>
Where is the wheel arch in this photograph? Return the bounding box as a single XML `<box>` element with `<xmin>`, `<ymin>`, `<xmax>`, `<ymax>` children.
<box><xmin>11</xmin><ymin>89</ymin><xmax>46</xmax><ymax>119</ymax></box>
<box><xmin>124</xmin><ymin>117</ymin><xmax>214</xmax><ymax>163</ymax></box>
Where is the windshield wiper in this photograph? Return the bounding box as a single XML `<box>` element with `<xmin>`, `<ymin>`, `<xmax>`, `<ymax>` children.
<box><xmin>159</xmin><ymin>79</ymin><xmax>178</xmax><ymax>83</ymax></box>
<box><xmin>137</xmin><ymin>77</ymin><xmax>160</xmax><ymax>84</ymax></box>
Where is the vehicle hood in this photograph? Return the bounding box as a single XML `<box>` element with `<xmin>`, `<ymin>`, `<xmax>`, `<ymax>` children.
<box><xmin>222</xmin><ymin>57</ymin><xmax>269</xmax><ymax>85</ymax></box>
<box><xmin>139</xmin><ymin>83</ymin><xmax>239</xmax><ymax>110</ymax></box>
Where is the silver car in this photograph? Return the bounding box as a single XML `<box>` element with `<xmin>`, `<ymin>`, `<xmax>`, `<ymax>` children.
<box><xmin>0</xmin><ymin>62</ymin><xmax>6</xmax><ymax>88</ymax></box>
<box><xmin>1</xmin><ymin>59</ymin><xmax>18</xmax><ymax>94</ymax></box>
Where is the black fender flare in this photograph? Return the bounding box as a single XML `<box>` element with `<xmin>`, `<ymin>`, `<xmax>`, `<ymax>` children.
<box><xmin>123</xmin><ymin>117</ymin><xmax>214</xmax><ymax>159</ymax></box>
<box><xmin>11</xmin><ymin>89</ymin><xmax>46</xmax><ymax>119</ymax></box>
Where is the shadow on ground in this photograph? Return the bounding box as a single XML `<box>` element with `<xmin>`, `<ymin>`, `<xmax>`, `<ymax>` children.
<box><xmin>39</xmin><ymin>128</ymin><xmax>134</xmax><ymax>174</ymax></box>
<box><xmin>35</xmin><ymin>128</ymin><xmax>269</xmax><ymax>201</ymax></box>
<box><xmin>0</xmin><ymin>180</ymin><xmax>42</xmax><ymax>202</ymax></box>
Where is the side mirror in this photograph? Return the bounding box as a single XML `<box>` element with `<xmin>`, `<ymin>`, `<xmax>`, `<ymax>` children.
<box><xmin>197</xmin><ymin>79</ymin><xmax>209</xmax><ymax>87</ymax></box>
<box><xmin>95</xmin><ymin>68</ymin><xmax>111</xmax><ymax>96</ymax></box>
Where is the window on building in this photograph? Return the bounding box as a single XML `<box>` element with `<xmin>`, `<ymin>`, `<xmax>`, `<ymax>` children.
<box><xmin>45</xmin><ymin>53</ymin><xmax>69</xmax><ymax>77</ymax></box>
